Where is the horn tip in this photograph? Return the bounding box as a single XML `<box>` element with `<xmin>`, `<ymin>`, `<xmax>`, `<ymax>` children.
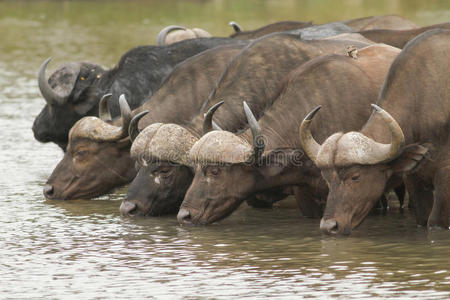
<box><xmin>371</xmin><ymin>104</ymin><xmax>382</xmax><ymax>112</ymax></box>
<box><xmin>136</xmin><ymin>110</ymin><xmax>149</xmax><ymax>118</ymax></box>
<box><xmin>119</xmin><ymin>94</ymin><xmax>132</xmax><ymax>116</ymax></box>
<box><xmin>203</xmin><ymin>102</ymin><xmax>224</xmax><ymax>134</ymax></box>
<box><xmin>305</xmin><ymin>105</ymin><xmax>322</xmax><ymax>121</ymax></box>
<box><xmin>100</xmin><ymin>93</ymin><xmax>112</xmax><ymax>101</ymax></box>
<box><xmin>243</xmin><ymin>101</ymin><xmax>252</xmax><ymax>116</ymax></box>
<box><xmin>39</xmin><ymin>57</ymin><xmax>53</xmax><ymax>74</ymax></box>
<box><xmin>229</xmin><ymin>21</ymin><xmax>242</xmax><ymax>32</ymax></box>
<box><xmin>119</xmin><ymin>94</ymin><xmax>128</xmax><ymax>106</ymax></box>
<box><xmin>213</xmin><ymin>100</ymin><xmax>225</xmax><ymax>108</ymax></box>
<box><xmin>207</xmin><ymin>101</ymin><xmax>225</xmax><ymax>114</ymax></box>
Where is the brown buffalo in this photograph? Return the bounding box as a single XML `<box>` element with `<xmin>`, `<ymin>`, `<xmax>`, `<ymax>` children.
<box><xmin>178</xmin><ymin>44</ymin><xmax>400</xmax><ymax>225</ymax></box>
<box><xmin>359</xmin><ymin>22</ymin><xmax>450</xmax><ymax>48</ymax></box>
<box><xmin>120</xmin><ymin>33</ymin><xmax>375</xmax><ymax>217</ymax></box>
<box><xmin>43</xmin><ymin>44</ymin><xmax>245</xmax><ymax>200</ymax></box>
<box><xmin>344</xmin><ymin>15</ymin><xmax>418</xmax><ymax>31</ymax></box>
<box><xmin>229</xmin><ymin>15</ymin><xmax>418</xmax><ymax>41</ymax></box>
<box><xmin>299</xmin><ymin>29</ymin><xmax>450</xmax><ymax>235</ymax></box>
<box><xmin>205</xmin><ymin>33</ymin><xmax>371</xmax><ymax>133</ymax></box>
<box><xmin>229</xmin><ymin>21</ymin><xmax>313</xmax><ymax>39</ymax></box>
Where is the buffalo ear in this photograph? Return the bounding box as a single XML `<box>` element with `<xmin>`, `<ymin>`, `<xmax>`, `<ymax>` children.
<box><xmin>258</xmin><ymin>149</ymin><xmax>300</xmax><ymax>177</ymax></box>
<box><xmin>73</xmin><ymin>86</ymin><xmax>99</xmax><ymax>115</ymax></box>
<box><xmin>390</xmin><ymin>144</ymin><xmax>429</xmax><ymax>174</ymax></box>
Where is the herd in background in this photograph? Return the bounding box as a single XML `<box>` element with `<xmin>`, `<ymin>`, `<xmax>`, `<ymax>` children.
<box><xmin>32</xmin><ymin>15</ymin><xmax>450</xmax><ymax>235</ymax></box>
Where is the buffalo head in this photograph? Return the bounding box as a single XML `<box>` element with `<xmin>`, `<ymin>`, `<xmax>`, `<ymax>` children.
<box><xmin>120</xmin><ymin>121</ymin><xmax>198</xmax><ymax>217</ymax></box>
<box><xmin>300</xmin><ymin>105</ymin><xmax>428</xmax><ymax>235</ymax></box>
<box><xmin>120</xmin><ymin>102</ymin><xmax>226</xmax><ymax>217</ymax></box>
<box><xmin>33</xmin><ymin>58</ymin><xmax>105</xmax><ymax>150</ymax></box>
<box><xmin>178</xmin><ymin>101</ymin><xmax>273</xmax><ymax>225</ymax></box>
<box><xmin>43</xmin><ymin>95</ymin><xmax>136</xmax><ymax>200</ymax></box>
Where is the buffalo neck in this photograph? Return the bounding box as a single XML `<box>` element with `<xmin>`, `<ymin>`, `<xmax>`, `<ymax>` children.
<box><xmin>361</xmin><ymin>29</ymin><xmax>450</xmax><ymax>151</ymax></box>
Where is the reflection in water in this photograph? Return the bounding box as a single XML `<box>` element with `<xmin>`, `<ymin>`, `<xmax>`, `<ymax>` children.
<box><xmin>1</xmin><ymin>0</ymin><xmax>450</xmax><ymax>298</ymax></box>
<box><xmin>2</xmin><ymin>199</ymin><xmax>450</xmax><ymax>298</ymax></box>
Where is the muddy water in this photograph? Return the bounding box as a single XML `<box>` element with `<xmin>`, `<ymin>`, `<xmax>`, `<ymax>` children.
<box><xmin>1</xmin><ymin>0</ymin><xmax>450</xmax><ymax>298</ymax></box>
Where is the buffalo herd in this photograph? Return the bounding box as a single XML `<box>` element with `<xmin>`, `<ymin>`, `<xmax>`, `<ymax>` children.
<box><xmin>34</xmin><ymin>15</ymin><xmax>450</xmax><ymax>235</ymax></box>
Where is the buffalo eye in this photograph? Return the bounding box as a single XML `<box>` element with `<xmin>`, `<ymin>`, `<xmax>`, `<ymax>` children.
<box><xmin>155</xmin><ymin>167</ymin><xmax>172</xmax><ymax>177</ymax></box>
<box><xmin>351</xmin><ymin>173</ymin><xmax>360</xmax><ymax>182</ymax></box>
<box><xmin>74</xmin><ymin>149</ymin><xmax>88</xmax><ymax>160</ymax></box>
<box><xmin>207</xmin><ymin>167</ymin><xmax>220</xmax><ymax>177</ymax></box>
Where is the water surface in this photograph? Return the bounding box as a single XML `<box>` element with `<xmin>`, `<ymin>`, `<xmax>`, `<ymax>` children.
<box><xmin>1</xmin><ymin>0</ymin><xmax>450</xmax><ymax>298</ymax></box>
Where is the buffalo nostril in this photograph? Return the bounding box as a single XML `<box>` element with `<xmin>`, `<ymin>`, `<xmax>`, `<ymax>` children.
<box><xmin>177</xmin><ymin>208</ymin><xmax>192</xmax><ymax>224</ymax></box>
<box><xmin>43</xmin><ymin>184</ymin><xmax>54</xmax><ymax>198</ymax></box>
<box><xmin>320</xmin><ymin>218</ymin><xmax>338</xmax><ymax>234</ymax></box>
<box><xmin>120</xmin><ymin>201</ymin><xmax>137</xmax><ymax>215</ymax></box>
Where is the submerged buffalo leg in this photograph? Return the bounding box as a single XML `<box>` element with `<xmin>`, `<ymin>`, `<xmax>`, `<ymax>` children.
<box><xmin>407</xmin><ymin>174</ymin><xmax>434</xmax><ymax>227</ymax></box>
<box><xmin>293</xmin><ymin>186</ymin><xmax>324</xmax><ymax>218</ymax></box>
<box><xmin>429</xmin><ymin>164</ymin><xmax>450</xmax><ymax>228</ymax></box>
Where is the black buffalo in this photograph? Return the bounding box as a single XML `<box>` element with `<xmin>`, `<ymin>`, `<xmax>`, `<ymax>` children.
<box><xmin>33</xmin><ymin>37</ymin><xmax>245</xmax><ymax>150</ymax></box>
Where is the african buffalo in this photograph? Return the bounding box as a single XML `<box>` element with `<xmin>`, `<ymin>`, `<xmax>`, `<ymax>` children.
<box><xmin>32</xmin><ymin>37</ymin><xmax>243</xmax><ymax>150</ymax></box>
<box><xmin>157</xmin><ymin>25</ymin><xmax>212</xmax><ymax>45</ymax></box>
<box><xmin>43</xmin><ymin>44</ymin><xmax>246</xmax><ymax>200</ymax></box>
<box><xmin>359</xmin><ymin>22</ymin><xmax>450</xmax><ymax>48</ymax></box>
<box><xmin>229</xmin><ymin>21</ymin><xmax>313</xmax><ymax>39</ymax></box>
<box><xmin>176</xmin><ymin>44</ymin><xmax>400</xmax><ymax>225</ymax></box>
<box><xmin>120</xmin><ymin>33</ymin><xmax>375</xmax><ymax>217</ymax></box>
<box><xmin>204</xmin><ymin>33</ymin><xmax>371</xmax><ymax>132</ymax></box>
<box><xmin>343</xmin><ymin>15</ymin><xmax>418</xmax><ymax>31</ymax></box>
<box><xmin>287</xmin><ymin>22</ymin><xmax>354</xmax><ymax>39</ymax></box>
<box><xmin>228</xmin><ymin>15</ymin><xmax>417</xmax><ymax>40</ymax></box>
<box><xmin>229</xmin><ymin>21</ymin><xmax>353</xmax><ymax>40</ymax></box>
<box><xmin>299</xmin><ymin>29</ymin><xmax>450</xmax><ymax>235</ymax></box>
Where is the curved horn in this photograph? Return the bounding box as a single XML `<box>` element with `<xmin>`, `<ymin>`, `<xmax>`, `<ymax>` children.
<box><xmin>243</xmin><ymin>101</ymin><xmax>264</xmax><ymax>161</ymax></box>
<box><xmin>97</xmin><ymin>94</ymin><xmax>132</xmax><ymax>142</ymax></box>
<box><xmin>157</xmin><ymin>25</ymin><xmax>186</xmax><ymax>45</ymax></box>
<box><xmin>299</xmin><ymin>105</ymin><xmax>322</xmax><ymax>163</ymax></box>
<box><xmin>370</xmin><ymin>104</ymin><xmax>405</xmax><ymax>162</ymax></box>
<box><xmin>129</xmin><ymin>110</ymin><xmax>149</xmax><ymax>142</ymax></box>
<box><xmin>98</xmin><ymin>94</ymin><xmax>112</xmax><ymax>122</ymax></box>
<box><xmin>203</xmin><ymin>101</ymin><xmax>224</xmax><ymax>134</ymax></box>
<box><xmin>229</xmin><ymin>21</ymin><xmax>242</xmax><ymax>33</ymax></box>
<box><xmin>38</xmin><ymin>57</ymin><xmax>66</xmax><ymax>105</ymax></box>
<box><xmin>118</xmin><ymin>94</ymin><xmax>133</xmax><ymax>137</ymax></box>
